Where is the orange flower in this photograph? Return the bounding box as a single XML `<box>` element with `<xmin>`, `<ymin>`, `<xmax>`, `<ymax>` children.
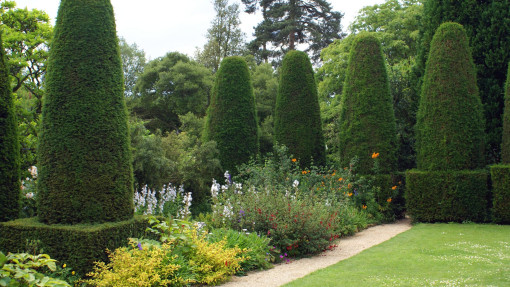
<box><xmin>387</xmin><ymin>198</ymin><xmax>392</xmax><ymax>203</ymax></box>
<box><xmin>338</xmin><ymin>177</ymin><xmax>343</xmax><ymax>182</ymax></box>
<box><xmin>362</xmin><ymin>205</ymin><xmax>367</xmax><ymax>210</ymax></box>
<box><xmin>391</xmin><ymin>186</ymin><xmax>397</xmax><ymax>190</ymax></box>
<box><xmin>332</xmin><ymin>172</ymin><xmax>336</xmax><ymax>176</ymax></box>
<box><xmin>348</xmin><ymin>183</ymin><xmax>352</xmax><ymax>189</ymax></box>
<box><xmin>302</xmin><ymin>170</ymin><xmax>307</xmax><ymax>175</ymax></box>
<box><xmin>348</xmin><ymin>192</ymin><xmax>353</xmax><ymax>197</ymax></box>
<box><xmin>292</xmin><ymin>158</ymin><xmax>297</xmax><ymax>162</ymax></box>
<box><xmin>371</xmin><ymin>152</ymin><xmax>380</xmax><ymax>159</ymax></box>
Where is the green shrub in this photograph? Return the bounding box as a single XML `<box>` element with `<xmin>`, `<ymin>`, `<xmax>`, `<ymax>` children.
<box><xmin>37</xmin><ymin>0</ymin><xmax>133</xmax><ymax>224</ymax></box>
<box><xmin>0</xmin><ymin>33</ymin><xmax>20</xmax><ymax>222</ymax></box>
<box><xmin>274</xmin><ymin>50</ymin><xmax>325</xmax><ymax>168</ymax></box>
<box><xmin>415</xmin><ymin>22</ymin><xmax>485</xmax><ymax>171</ymax></box>
<box><xmin>0</xmin><ymin>216</ymin><xmax>152</xmax><ymax>275</ymax></box>
<box><xmin>0</xmin><ymin>251</ymin><xmax>71</xmax><ymax>287</ymax></box>
<box><xmin>405</xmin><ymin>169</ymin><xmax>489</xmax><ymax>222</ymax></box>
<box><xmin>490</xmin><ymin>165</ymin><xmax>510</xmax><ymax>224</ymax></box>
<box><xmin>502</xmin><ymin>63</ymin><xmax>510</xmax><ymax>164</ymax></box>
<box><xmin>203</xmin><ymin>56</ymin><xmax>258</xmax><ymax>174</ymax></box>
<box><xmin>338</xmin><ymin>33</ymin><xmax>397</xmax><ymax>174</ymax></box>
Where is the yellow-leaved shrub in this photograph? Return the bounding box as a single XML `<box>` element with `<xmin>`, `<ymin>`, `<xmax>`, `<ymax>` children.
<box><xmin>189</xmin><ymin>232</ymin><xmax>249</xmax><ymax>285</ymax></box>
<box><xmin>85</xmin><ymin>239</ymin><xmax>195</xmax><ymax>287</ymax></box>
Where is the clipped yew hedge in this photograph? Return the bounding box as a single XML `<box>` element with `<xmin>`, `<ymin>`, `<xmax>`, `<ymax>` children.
<box><xmin>37</xmin><ymin>0</ymin><xmax>133</xmax><ymax>224</ymax></box>
<box><xmin>339</xmin><ymin>33</ymin><xmax>397</xmax><ymax>174</ymax></box>
<box><xmin>274</xmin><ymin>50</ymin><xmax>325</xmax><ymax>168</ymax></box>
<box><xmin>203</xmin><ymin>56</ymin><xmax>258</xmax><ymax>174</ymax></box>
<box><xmin>0</xmin><ymin>33</ymin><xmax>20</xmax><ymax>222</ymax></box>
<box><xmin>490</xmin><ymin>165</ymin><xmax>510</xmax><ymax>223</ymax></box>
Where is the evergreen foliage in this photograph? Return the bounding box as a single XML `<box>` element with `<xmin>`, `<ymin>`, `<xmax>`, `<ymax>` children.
<box><xmin>415</xmin><ymin>22</ymin><xmax>485</xmax><ymax>171</ymax></box>
<box><xmin>338</xmin><ymin>33</ymin><xmax>397</xmax><ymax>174</ymax></box>
<box><xmin>0</xmin><ymin>33</ymin><xmax>20</xmax><ymax>222</ymax></box>
<box><xmin>203</xmin><ymin>56</ymin><xmax>258</xmax><ymax>174</ymax></box>
<box><xmin>415</xmin><ymin>0</ymin><xmax>510</xmax><ymax>163</ymax></box>
<box><xmin>37</xmin><ymin>0</ymin><xmax>133</xmax><ymax>224</ymax></box>
<box><xmin>490</xmin><ymin>165</ymin><xmax>510</xmax><ymax>223</ymax></box>
<box><xmin>502</xmin><ymin>63</ymin><xmax>510</xmax><ymax>164</ymax></box>
<box><xmin>274</xmin><ymin>50</ymin><xmax>325</xmax><ymax>168</ymax></box>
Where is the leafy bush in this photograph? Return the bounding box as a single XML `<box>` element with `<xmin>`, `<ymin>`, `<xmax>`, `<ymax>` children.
<box><xmin>207</xmin><ymin>228</ymin><xmax>273</xmax><ymax>273</ymax></box>
<box><xmin>208</xmin><ymin>146</ymin><xmax>396</xmax><ymax>257</ymax></box>
<box><xmin>490</xmin><ymin>165</ymin><xmax>510</xmax><ymax>224</ymax></box>
<box><xmin>0</xmin><ymin>251</ymin><xmax>71</xmax><ymax>286</ymax></box>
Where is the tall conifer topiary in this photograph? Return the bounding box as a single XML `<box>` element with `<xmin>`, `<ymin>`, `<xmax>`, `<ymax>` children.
<box><xmin>502</xmin><ymin>63</ymin><xmax>510</xmax><ymax>164</ymax></box>
<box><xmin>274</xmin><ymin>50</ymin><xmax>325</xmax><ymax>168</ymax></box>
<box><xmin>37</xmin><ymin>0</ymin><xmax>133</xmax><ymax>224</ymax></box>
<box><xmin>0</xmin><ymin>33</ymin><xmax>20</xmax><ymax>222</ymax></box>
<box><xmin>203</xmin><ymin>56</ymin><xmax>258</xmax><ymax>174</ymax></box>
<box><xmin>415</xmin><ymin>22</ymin><xmax>485</xmax><ymax>171</ymax></box>
<box><xmin>406</xmin><ymin>23</ymin><xmax>487</xmax><ymax>222</ymax></box>
<box><xmin>338</xmin><ymin>33</ymin><xmax>397</xmax><ymax>174</ymax></box>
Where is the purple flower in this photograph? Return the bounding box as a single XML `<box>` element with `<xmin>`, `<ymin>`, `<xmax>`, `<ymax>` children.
<box><xmin>284</xmin><ymin>253</ymin><xmax>288</xmax><ymax>257</ymax></box>
<box><xmin>239</xmin><ymin>210</ymin><xmax>245</xmax><ymax>216</ymax></box>
<box><xmin>228</xmin><ymin>174</ymin><xmax>232</xmax><ymax>184</ymax></box>
<box><xmin>137</xmin><ymin>242</ymin><xmax>142</xmax><ymax>250</ymax></box>
<box><xmin>280</xmin><ymin>255</ymin><xmax>284</xmax><ymax>259</ymax></box>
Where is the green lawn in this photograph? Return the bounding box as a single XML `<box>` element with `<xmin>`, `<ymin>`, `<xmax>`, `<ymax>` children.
<box><xmin>285</xmin><ymin>223</ymin><xmax>510</xmax><ymax>286</ymax></box>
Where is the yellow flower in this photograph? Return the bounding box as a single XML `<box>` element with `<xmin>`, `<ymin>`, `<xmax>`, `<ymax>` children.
<box><xmin>391</xmin><ymin>186</ymin><xmax>397</xmax><ymax>190</ymax></box>
<box><xmin>72</xmin><ymin>271</ymin><xmax>75</xmax><ymax>275</ymax></box>
<box><xmin>292</xmin><ymin>158</ymin><xmax>297</xmax><ymax>162</ymax></box>
<box><xmin>63</xmin><ymin>264</ymin><xmax>66</xmax><ymax>268</ymax></box>
<box><xmin>362</xmin><ymin>205</ymin><xmax>367</xmax><ymax>210</ymax></box>
<box><xmin>372</xmin><ymin>152</ymin><xmax>380</xmax><ymax>159</ymax></box>
<box><xmin>387</xmin><ymin>198</ymin><xmax>392</xmax><ymax>203</ymax></box>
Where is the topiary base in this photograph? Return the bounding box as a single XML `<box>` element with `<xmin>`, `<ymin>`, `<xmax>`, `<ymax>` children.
<box><xmin>0</xmin><ymin>215</ymin><xmax>153</xmax><ymax>275</ymax></box>
<box><xmin>405</xmin><ymin>169</ymin><xmax>489</xmax><ymax>223</ymax></box>
<box><xmin>490</xmin><ymin>164</ymin><xmax>510</xmax><ymax>224</ymax></box>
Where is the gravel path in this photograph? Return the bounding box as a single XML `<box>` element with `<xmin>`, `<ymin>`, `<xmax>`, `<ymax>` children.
<box><xmin>221</xmin><ymin>218</ymin><xmax>412</xmax><ymax>287</ymax></box>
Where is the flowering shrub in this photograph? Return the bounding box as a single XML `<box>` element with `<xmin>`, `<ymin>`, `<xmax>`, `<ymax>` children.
<box><xmin>134</xmin><ymin>183</ymin><xmax>190</xmax><ymax>218</ymax></box>
<box><xmin>208</xmin><ymin>146</ymin><xmax>396</xmax><ymax>258</ymax></box>
<box><xmin>0</xmin><ymin>251</ymin><xmax>71</xmax><ymax>286</ymax></box>
<box><xmin>19</xmin><ymin>166</ymin><xmax>38</xmax><ymax>218</ymax></box>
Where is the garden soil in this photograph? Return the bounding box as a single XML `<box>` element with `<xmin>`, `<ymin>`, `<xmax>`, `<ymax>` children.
<box><xmin>221</xmin><ymin>218</ymin><xmax>412</xmax><ymax>287</ymax></box>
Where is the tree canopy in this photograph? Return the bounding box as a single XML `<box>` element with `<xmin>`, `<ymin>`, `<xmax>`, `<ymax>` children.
<box><xmin>242</xmin><ymin>0</ymin><xmax>345</xmax><ymax>63</ymax></box>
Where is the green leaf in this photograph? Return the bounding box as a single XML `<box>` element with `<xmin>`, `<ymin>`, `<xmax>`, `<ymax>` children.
<box><xmin>0</xmin><ymin>252</ymin><xmax>7</xmax><ymax>267</ymax></box>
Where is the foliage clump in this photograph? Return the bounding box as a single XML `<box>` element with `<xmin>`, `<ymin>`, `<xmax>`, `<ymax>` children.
<box><xmin>502</xmin><ymin>63</ymin><xmax>510</xmax><ymax>164</ymax></box>
<box><xmin>338</xmin><ymin>33</ymin><xmax>397</xmax><ymax>174</ymax></box>
<box><xmin>274</xmin><ymin>50</ymin><xmax>325</xmax><ymax>168</ymax></box>
<box><xmin>0</xmin><ymin>33</ymin><xmax>20</xmax><ymax>222</ymax></box>
<box><xmin>415</xmin><ymin>22</ymin><xmax>485</xmax><ymax>171</ymax></box>
<box><xmin>203</xmin><ymin>56</ymin><xmax>258</xmax><ymax>174</ymax></box>
<box><xmin>37</xmin><ymin>0</ymin><xmax>133</xmax><ymax>224</ymax></box>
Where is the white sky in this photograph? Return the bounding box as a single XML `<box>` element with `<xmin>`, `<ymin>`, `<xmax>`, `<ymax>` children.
<box><xmin>14</xmin><ymin>0</ymin><xmax>385</xmax><ymax>60</ymax></box>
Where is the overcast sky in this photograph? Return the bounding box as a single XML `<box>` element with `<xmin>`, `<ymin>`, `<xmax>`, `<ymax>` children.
<box><xmin>15</xmin><ymin>0</ymin><xmax>385</xmax><ymax>60</ymax></box>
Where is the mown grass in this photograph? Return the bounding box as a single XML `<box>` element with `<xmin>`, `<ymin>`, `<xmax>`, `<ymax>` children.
<box><xmin>285</xmin><ymin>223</ymin><xmax>510</xmax><ymax>286</ymax></box>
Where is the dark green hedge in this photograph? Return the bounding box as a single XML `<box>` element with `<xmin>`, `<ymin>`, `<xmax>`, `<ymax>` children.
<box><xmin>490</xmin><ymin>165</ymin><xmax>510</xmax><ymax>224</ymax></box>
<box><xmin>0</xmin><ymin>216</ymin><xmax>154</xmax><ymax>275</ymax></box>
<box><xmin>339</xmin><ymin>33</ymin><xmax>397</xmax><ymax>174</ymax></box>
<box><xmin>405</xmin><ymin>169</ymin><xmax>489</xmax><ymax>223</ymax></box>
<box><xmin>502</xmin><ymin>63</ymin><xmax>510</xmax><ymax>164</ymax></box>
<box><xmin>274</xmin><ymin>50</ymin><xmax>325</xmax><ymax>168</ymax></box>
<box><xmin>0</xmin><ymin>33</ymin><xmax>20</xmax><ymax>222</ymax></box>
<box><xmin>415</xmin><ymin>22</ymin><xmax>485</xmax><ymax>171</ymax></box>
<box><xmin>37</xmin><ymin>0</ymin><xmax>133</xmax><ymax>224</ymax></box>
<box><xmin>203</xmin><ymin>56</ymin><xmax>258</xmax><ymax>174</ymax></box>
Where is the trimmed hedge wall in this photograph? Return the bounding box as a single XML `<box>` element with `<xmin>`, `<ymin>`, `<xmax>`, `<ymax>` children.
<box><xmin>339</xmin><ymin>33</ymin><xmax>398</xmax><ymax>174</ymax></box>
<box><xmin>37</xmin><ymin>0</ymin><xmax>133</xmax><ymax>224</ymax></box>
<box><xmin>502</xmin><ymin>63</ymin><xmax>510</xmax><ymax>164</ymax></box>
<box><xmin>203</xmin><ymin>56</ymin><xmax>258</xmax><ymax>174</ymax></box>
<box><xmin>0</xmin><ymin>216</ymin><xmax>154</xmax><ymax>275</ymax></box>
<box><xmin>0</xmin><ymin>33</ymin><xmax>20</xmax><ymax>222</ymax></box>
<box><xmin>490</xmin><ymin>165</ymin><xmax>510</xmax><ymax>223</ymax></box>
<box><xmin>274</xmin><ymin>50</ymin><xmax>325</xmax><ymax>168</ymax></box>
<box><xmin>405</xmin><ymin>169</ymin><xmax>489</xmax><ymax>223</ymax></box>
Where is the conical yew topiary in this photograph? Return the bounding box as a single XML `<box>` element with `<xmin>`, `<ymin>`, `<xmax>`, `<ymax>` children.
<box><xmin>0</xmin><ymin>33</ymin><xmax>20</xmax><ymax>222</ymax></box>
<box><xmin>415</xmin><ymin>22</ymin><xmax>485</xmax><ymax>171</ymax></box>
<box><xmin>37</xmin><ymin>0</ymin><xmax>133</xmax><ymax>224</ymax></box>
<box><xmin>203</xmin><ymin>56</ymin><xmax>258</xmax><ymax>174</ymax></box>
<box><xmin>338</xmin><ymin>33</ymin><xmax>397</xmax><ymax>174</ymax></box>
<box><xmin>274</xmin><ymin>50</ymin><xmax>325</xmax><ymax>168</ymax></box>
<box><xmin>502</xmin><ymin>63</ymin><xmax>510</xmax><ymax>164</ymax></box>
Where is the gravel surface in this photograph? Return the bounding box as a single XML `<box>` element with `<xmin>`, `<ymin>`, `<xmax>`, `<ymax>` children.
<box><xmin>221</xmin><ymin>218</ymin><xmax>412</xmax><ymax>287</ymax></box>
